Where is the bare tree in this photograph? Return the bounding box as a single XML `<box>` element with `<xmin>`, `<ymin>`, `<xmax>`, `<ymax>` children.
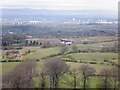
<box><xmin>99</xmin><ymin>68</ymin><xmax>112</xmax><ymax>89</ymax></box>
<box><xmin>39</xmin><ymin>67</ymin><xmax>46</xmax><ymax>89</ymax></box>
<box><xmin>69</xmin><ymin>68</ymin><xmax>80</xmax><ymax>88</ymax></box>
<box><xmin>60</xmin><ymin>45</ymin><xmax>68</xmax><ymax>54</ymax></box>
<box><xmin>71</xmin><ymin>69</ymin><xmax>77</xmax><ymax>88</ymax></box>
<box><xmin>72</xmin><ymin>45</ymin><xmax>78</xmax><ymax>52</ymax></box>
<box><xmin>44</xmin><ymin>58</ymin><xmax>68</xmax><ymax>88</ymax></box>
<box><xmin>110</xmin><ymin>67</ymin><xmax>118</xmax><ymax>89</ymax></box>
<box><xmin>79</xmin><ymin>64</ymin><xmax>96</xmax><ymax>90</ymax></box>
<box><xmin>2</xmin><ymin>83</ymin><xmax>13</xmax><ymax>88</ymax></box>
<box><xmin>2</xmin><ymin>59</ymin><xmax>36</xmax><ymax>88</ymax></box>
<box><xmin>2</xmin><ymin>71</ymin><xmax>14</xmax><ymax>88</ymax></box>
<box><xmin>60</xmin><ymin>67</ymin><xmax>81</xmax><ymax>89</ymax></box>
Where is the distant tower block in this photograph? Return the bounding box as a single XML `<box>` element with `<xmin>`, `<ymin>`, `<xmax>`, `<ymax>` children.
<box><xmin>73</xmin><ymin>18</ymin><xmax>75</xmax><ymax>22</ymax></box>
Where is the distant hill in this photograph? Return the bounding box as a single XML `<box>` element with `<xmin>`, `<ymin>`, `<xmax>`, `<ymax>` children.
<box><xmin>2</xmin><ymin>8</ymin><xmax>118</xmax><ymax>20</ymax></box>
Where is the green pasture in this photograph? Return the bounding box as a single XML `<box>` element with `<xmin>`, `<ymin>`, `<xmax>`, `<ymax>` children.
<box><xmin>67</xmin><ymin>53</ymin><xmax>118</xmax><ymax>61</ymax></box>
<box><xmin>22</xmin><ymin>47</ymin><xmax>60</xmax><ymax>60</ymax></box>
<box><xmin>66</xmin><ymin>62</ymin><xmax>115</xmax><ymax>73</ymax></box>
<box><xmin>2</xmin><ymin>62</ymin><xmax>20</xmax><ymax>73</ymax></box>
<box><xmin>2</xmin><ymin>56</ymin><xmax>117</xmax><ymax>88</ymax></box>
<box><xmin>1</xmin><ymin>36</ymin><xmax>118</xmax><ymax>88</ymax></box>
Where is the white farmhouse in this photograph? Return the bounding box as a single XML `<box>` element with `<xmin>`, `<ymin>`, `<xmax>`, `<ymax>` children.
<box><xmin>60</xmin><ymin>39</ymin><xmax>74</xmax><ymax>45</ymax></box>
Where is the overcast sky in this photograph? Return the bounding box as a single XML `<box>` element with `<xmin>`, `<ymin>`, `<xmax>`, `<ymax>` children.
<box><xmin>1</xmin><ymin>0</ymin><xmax>119</xmax><ymax>11</ymax></box>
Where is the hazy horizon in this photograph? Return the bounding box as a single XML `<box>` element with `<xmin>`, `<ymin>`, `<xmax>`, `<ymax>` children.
<box><xmin>1</xmin><ymin>0</ymin><xmax>119</xmax><ymax>11</ymax></box>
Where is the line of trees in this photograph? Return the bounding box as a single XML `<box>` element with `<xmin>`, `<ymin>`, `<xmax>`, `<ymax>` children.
<box><xmin>59</xmin><ymin>45</ymin><xmax>78</xmax><ymax>54</ymax></box>
<box><xmin>59</xmin><ymin>45</ymin><xmax>97</xmax><ymax>55</ymax></box>
<box><xmin>2</xmin><ymin>34</ymin><xmax>26</xmax><ymax>46</ymax></box>
<box><xmin>60</xmin><ymin>43</ymin><xmax>119</xmax><ymax>55</ymax></box>
<box><xmin>25</xmin><ymin>40</ymin><xmax>42</xmax><ymax>46</ymax></box>
<box><xmin>2</xmin><ymin>58</ymin><xmax>119</xmax><ymax>89</ymax></box>
<box><xmin>100</xmin><ymin>42</ymin><xmax>119</xmax><ymax>53</ymax></box>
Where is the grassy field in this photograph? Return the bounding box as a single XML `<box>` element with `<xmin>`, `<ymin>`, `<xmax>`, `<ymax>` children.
<box><xmin>2</xmin><ymin>61</ymin><xmax>114</xmax><ymax>74</ymax></box>
<box><xmin>77</xmin><ymin>44</ymin><xmax>101</xmax><ymax>50</ymax></box>
<box><xmin>76</xmin><ymin>36</ymin><xmax>117</xmax><ymax>42</ymax></box>
<box><xmin>22</xmin><ymin>47</ymin><xmax>60</xmax><ymax>60</ymax></box>
<box><xmin>67</xmin><ymin>53</ymin><xmax>118</xmax><ymax>61</ymax></box>
<box><xmin>1</xmin><ymin>36</ymin><xmax>118</xmax><ymax>88</ymax></box>
<box><xmin>2</xmin><ymin>46</ymin><xmax>118</xmax><ymax>73</ymax></box>
<box><xmin>66</xmin><ymin>62</ymin><xmax>114</xmax><ymax>73</ymax></box>
<box><xmin>2</xmin><ymin>62</ymin><xmax>20</xmax><ymax>73</ymax></box>
<box><xmin>2</xmin><ymin>46</ymin><xmax>60</xmax><ymax>60</ymax></box>
<box><xmin>2</xmin><ymin>52</ymin><xmax>118</xmax><ymax>88</ymax></box>
<box><xmin>34</xmin><ymin>61</ymin><xmax>115</xmax><ymax>88</ymax></box>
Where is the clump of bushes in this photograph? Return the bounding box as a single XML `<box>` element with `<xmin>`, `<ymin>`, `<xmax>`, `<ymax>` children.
<box><xmin>63</xmin><ymin>59</ymin><xmax>78</xmax><ymax>63</ymax></box>
<box><xmin>100</xmin><ymin>62</ymin><xmax>104</xmax><ymax>64</ymax></box>
<box><xmin>103</xmin><ymin>59</ymin><xmax>108</xmax><ymax>62</ymax></box>
<box><xmin>63</xmin><ymin>55</ymin><xmax>75</xmax><ymax>60</ymax></box>
<box><xmin>79</xmin><ymin>61</ymin><xmax>84</xmax><ymax>63</ymax></box>
<box><xmin>0</xmin><ymin>59</ymin><xmax>23</xmax><ymax>62</ymax></box>
<box><xmin>92</xmin><ymin>59</ymin><xmax>96</xmax><ymax>61</ymax></box>
<box><xmin>112</xmin><ymin>58</ymin><xmax>116</xmax><ymax>60</ymax></box>
<box><xmin>90</xmin><ymin>62</ymin><xmax>97</xmax><ymax>64</ymax></box>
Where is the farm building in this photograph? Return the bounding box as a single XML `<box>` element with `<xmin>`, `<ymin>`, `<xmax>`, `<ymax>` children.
<box><xmin>60</xmin><ymin>39</ymin><xmax>74</xmax><ymax>45</ymax></box>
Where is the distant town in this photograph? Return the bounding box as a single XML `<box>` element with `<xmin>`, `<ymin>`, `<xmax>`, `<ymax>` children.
<box><xmin>1</xmin><ymin>17</ymin><xmax>118</xmax><ymax>25</ymax></box>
